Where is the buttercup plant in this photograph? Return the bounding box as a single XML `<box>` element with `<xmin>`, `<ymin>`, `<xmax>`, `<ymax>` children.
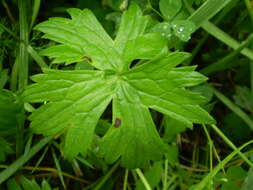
<box><xmin>23</xmin><ymin>3</ymin><xmax>215</xmax><ymax>168</ymax></box>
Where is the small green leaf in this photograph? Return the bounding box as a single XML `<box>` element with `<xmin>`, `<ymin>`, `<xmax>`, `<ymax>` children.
<box><xmin>159</xmin><ymin>0</ymin><xmax>182</xmax><ymax>20</ymax></box>
<box><xmin>149</xmin><ymin>22</ymin><xmax>172</xmax><ymax>40</ymax></box>
<box><xmin>171</xmin><ymin>20</ymin><xmax>195</xmax><ymax>41</ymax></box>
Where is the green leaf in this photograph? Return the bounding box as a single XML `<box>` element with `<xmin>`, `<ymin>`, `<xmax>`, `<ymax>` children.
<box><xmin>122</xmin><ymin>33</ymin><xmax>167</xmax><ymax>66</ymax></box>
<box><xmin>163</xmin><ymin>117</ymin><xmax>187</xmax><ymax>143</ymax></box>
<box><xmin>35</xmin><ymin>8</ymin><xmax>121</xmax><ymax>71</ymax></box>
<box><xmin>242</xmin><ymin>168</ymin><xmax>253</xmax><ymax>190</ymax></box>
<box><xmin>159</xmin><ymin>0</ymin><xmax>182</xmax><ymax>20</ymax></box>
<box><xmin>7</xmin><ymin>176</ymin><xmax>55</xmax><ymax>190</ymax></box>
<box><xmin>40</xmin><ymin>45</ymin><xmax>84</xmax><ymax>65</ymax></box>
<box><xmin>226</xmin><ymin>166</ymin><xmax>247</xmax><ymax>182</ymax></box>
<box><xmin>114</xmin><ymin>3</ymin><xmax>150</xmax><ymax>55</ymax></box>
<box><xmin>24</xmin><ymin>3</ymin><xmax>215</xmax><ymax>168</ymax></box>
<box><xmin>98</xmin><ymin>83</ymin><xmax>167</xmax><ymax>168</ymax></box>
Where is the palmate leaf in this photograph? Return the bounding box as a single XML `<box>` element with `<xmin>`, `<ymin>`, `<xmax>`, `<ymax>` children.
<box><xmin>23</xmin><ymin>3</ymin><xmax>215</xmax><ymax>168</ymax></box>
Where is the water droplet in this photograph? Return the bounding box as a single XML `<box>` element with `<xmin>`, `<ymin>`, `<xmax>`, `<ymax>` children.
<box><xmin>163</xmin><ymin>25</ymin><xmax>168</xmax><ymax>30</ymax></box>
<box><xmin>166</xmin><ymin>34</ymin><xmax>172</xmax><ymax>39</ymax></box>
<box><xmin>179</xmin><ymin>27</ymin><xmax>184</xmax><ymax>32</ymax></box>
<box><xmin>161</xmin><ymin>33</ymin><xmax>166</xmax><ymax>36</ymax></box>
<box><xmin>94</xmin><ymin>146</ymin><xmax>100</xmax><ymax>152</ymax></box>
<box><xmin>172</xmin><ymin>24</ymin><xmax>177</xmax><ymax>28</ymax></box>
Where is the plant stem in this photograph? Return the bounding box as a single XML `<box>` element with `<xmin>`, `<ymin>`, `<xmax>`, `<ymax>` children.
<box><xmin>93</xmin><ymin>161</ymin><xmax>120</xmax><ymax>190</ymax></box>
<box><xmin>244</xmin><ymin>0</ymin><xmax>253</xmax><ymax>95</ymax></box>
<box><xmin>18</xmin><ymin>0</ymin><xmax>29</xmax><ymax>91</ymax></box>
<box><xmin>135</xmin><ymin>168</ymin><xmax>152</xmax><ymax>190</ymax></box>
<box><xmin>163</xmin><ymin>159</ymin><xmax>168</xmax><ymax>190</ymax></box>
<box><xmin>123</xmin><ymin>169</ymin><xmax>129</xmax><ymax>190</ymax></box>
<box><xmin>30</xmin><ymin>0</ymin><xmax>41</xmax><ymax>32</ymax></box>
<box><xmin>210</xmin><ymin>124</ymin><xmax>253</xmax><ymax>167</ymax></box>
<box><xmin>192</xmin><ymin>139</ymin><xmax>253</xmax><ymax>190</ymax></box>
<box><xmin>2</xmin><ymin>0</ymin><xmax>16</xmax><ymax>23</ymax></box>
<box><xmin>212</xmin><ymin>87</ymin><xmax>253</xmax><ymax>130</ymax></box>
<box><xmin>202</xmin><ymin>125</ymin><xmax>213</xmax><ymax>171</ymax></box>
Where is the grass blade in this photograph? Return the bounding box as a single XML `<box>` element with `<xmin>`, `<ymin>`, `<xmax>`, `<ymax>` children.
<box><xmin>30</xmin><ymin>0</ymin><xmax>41</xmax><ymax>32</ymax></box>
<box><xmin>210</xmin><ymin>124</ymin><xmax>253</xmax><ymax>167</ymax></box>
<box><xmin>201</xmin><ymin>34</ymin><xmax>253</xmax><ymax>75</ymax></box>
<box><xmin>184</xmin><ymin>0</ymin><xmax>253</xmax><ymax>60</ymax></box>
<box><xmin>135</xmin><ymin>169</ymin><xmax>152</xmax><ymax>190</ymax></box>
<box><xmin>27</xmin><ymin>45</ymin><xmax>48</xmax><ymax>69</ymax></box>
<box><xmin>52</xmin><ymin>148</ymin><xmax>66</xmax><ymax>190</ymax></box>
<box><xmin>191</xmin><ymin>139</ymin><xmax>253</xmax><ymax>190</ymax></box>
<box><xmin>213</xmin><ymin>87</ymin><xmax>253</xmax><ymax>130</ymax></box>
<box><xmin>0</xmin><ymin>136</ymin><xmax>52</xmax><ymax>184</ymax></box>
<box><xmin>187</xmin><ymin>0</ymin><xmax>232</xmax><ymax>29</ymax></box>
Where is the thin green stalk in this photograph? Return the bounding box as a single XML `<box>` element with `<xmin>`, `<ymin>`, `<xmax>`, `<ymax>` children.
<box><xmin>16</xmin><ymin>0</ymin><xmax>29</xmax><ymax>159</ymax></box>
<box><xmin>213</xmin><ymin>87</ymin><xmax>253</xmax><ymax>130</ymax></box>
<box><xmin>186</xmin><ymin>0</ymin><xmax>238</xmax><ymax>65</ymax></box>
<box><xmin>202</xmin><ymin>125</ymin><xmax>213</xmax><ymax>171</ymax></box>
<box><xmin>52</xmin><ymin>148</ymin><xmax>66</xmax><ymax>189</ymax></box>
<box><xmin>210</xmin><ymin>124</ymin><xmax>253</xmax><ymax>167</ymax></box>
<box><xmin>18</xmin><ymin>0</ymin><xmax>29</xmax><ymax>91</ymax></box>
<box><xmin>2</xmin><ymin>0</ymin><xmax>16</xmax><ymax>23</ymax></box>
<box><xmin>93</xmin><ymin>161</ymin><xmax>120</xmax><ymax>190</ymax></box>
<box><xmin>123</xmin><ymin>169</ymin><xmax>129</xmax><ymax>190</ymax></box>
<box><xmin>187</xmin><ymin>0</ymin><xmax>232</xmax><ymax>29</ymax></box>
<box><xmin>184</xmin><ymin>0</ymin><xmax>253</xmax><ymax>61</ymax></box>
<box><xmin>163</xmin><ymin>159</ymin><xmax>168</xmax><ymax>190</ymax></box>
<box><xmin>244</xmin><ymin>0</ymin><xmax>253</xmax><ymax>95</ymax></box>
<box><xmin>244</xmin><ymin>0</ymin><xmax>253</xmax><ymax>23</ymax></box>
<box><xmin>0</xmin><ymin>136</ymin><xmax>53</xmax><ymax>184</ymax></box>
<box><xmin>135</xmin><ymin>169</ymin><xmax>152</xmax><ymax>190</ymax></box>
<box><xmin>202</xmin><ymin>21</ymin><xmax>253</xmax><ymax>60</ymax></box>
<box><xmin>200</xmin><ymin>34</ymin><xmax>253</xmax><ymax>75</ymax></box>
<box><xmin>166</xmin><ymin>175</ymin><xmax>177</xmax><ymax>189</ymax></box>
<box><xmin>30</xmin><ymin>0</ymin><xmax>41</xmax><ymax>32</ymax></box>
<box><xmin>191</xmin><ymin>139</ymin><xmax>253</xmax><ymax>190</ymax></box>
<box><xmin>0</xmin><ymin>23</ymin><xmax>48</xmax><ymax>70</ymax></box>
<box><xmin>251</xmin><ymin>63</ymin><xmax>253</xmax><ymax>95</ymax></box>
<box><xmin>10</xmin><ymin>56</ymin><xmax>19</xmax><ymax>92</ymax></box>
<box><xmin>0</xmin><ymin>23</ymin><xmax>19</xmax><ymax>40</ymax></box>
<box><xmin>27</xmin><ymin>45</ymin><xmax>48</xmax><ymax>69</ymax></box>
